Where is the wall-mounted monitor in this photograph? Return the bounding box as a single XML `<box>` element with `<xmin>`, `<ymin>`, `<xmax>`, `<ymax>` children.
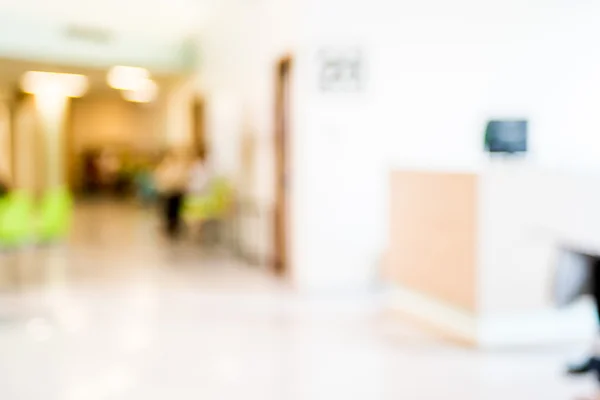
<box><xmin>484</xmin><ymin>120</ymin><xmax>528</xmax><ymax>154</ymax></box>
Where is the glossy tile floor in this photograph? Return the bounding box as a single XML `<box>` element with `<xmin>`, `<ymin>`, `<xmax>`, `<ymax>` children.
<box><xmin>0</xmin><ymin>201</ymin><xmax>596</xmax><ymax>399</ymax></box>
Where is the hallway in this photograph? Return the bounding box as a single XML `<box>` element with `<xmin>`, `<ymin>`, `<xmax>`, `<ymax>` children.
<box><xmin>0</xmin><ymin>202</ymin><xmax>593</xmax><ymax>399</ymax></box>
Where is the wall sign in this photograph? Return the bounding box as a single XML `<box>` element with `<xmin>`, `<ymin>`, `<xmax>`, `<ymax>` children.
<box><xmin>318</xmin><ymin>48</ymin><xmax>364</xmax><ymax>93</ymax></box>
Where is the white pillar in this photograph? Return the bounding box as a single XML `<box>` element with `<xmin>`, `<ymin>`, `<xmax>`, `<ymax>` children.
<box><xmin>19</xmin><ymin>72</ymin><xmax>87</xmax><ymax>192</ymax></box>
<box><xmin>13</xmin><ymin>96</ymin><xmax>38</xmax><ymax>192</ymax></box>
<box><xmin>35</xmin><ymin>92</ymin><xmax>69</xmax><ymax>189</ymax></box>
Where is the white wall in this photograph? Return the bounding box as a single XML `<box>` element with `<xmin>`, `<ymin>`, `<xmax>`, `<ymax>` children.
<box><xmin>199</xmin><ymin>0</ymin><xmax>388</xmax><ymax>291</ymax></box>
<box><xmin>200</xmin><ymin>0</ymin><xmax>300</xmax><ymax>191</ymax></box>
<box><xmin>364</xmin><ymin>0</ymin><xmax>600</xmax><ymax>172</ymax></box>
<box><xmin>295</xmin><ymin>0</ymin><xmax>600</xmax><ymax>292</ymax></box>
<box><xmin>164</xmin><ymin>79</ymin><xmax>194</xmax><ymax>149</ymax></box>
<box><xmin>288</xmin><ymin>0</ymin><xmax>390</xmax><ymax>291</ymax></box>
<box><xmin>199</xmin><ymin>0</ymin><xmax>600</xmax><ymax>292</ymax></box>
<box><xmin>199</xmin><ymin>0</ymin><xmax>300</xmax><ymax>266</ymax></box>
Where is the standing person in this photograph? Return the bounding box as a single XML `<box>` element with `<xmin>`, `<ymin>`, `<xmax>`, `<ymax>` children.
<box><xmin>154</xmin><ymin>150</ymin><xmax>190</xmax><ymax>238</ymax></box>
<box><xmin>99</xmin><ymin>150</ymin><xmax>121</xmax><ymax>194</ymax></box>
<box><xmin>82</xmin><ymin>150</ymin><xmax>98</xmax><ymax>195</ymax></box>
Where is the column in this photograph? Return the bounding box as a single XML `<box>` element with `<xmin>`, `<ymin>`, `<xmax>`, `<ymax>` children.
<box><xmin>20</xmin><ymin>72</ymin><xmax>88</xmax><ymax>192</ymax></box>
<box><xmin>13</xmin><ymin>96</ymin><xmax>38</xmax><ymax>193</ymax></box>
<box><xmin>35</xmin><ymin>92</ymin><xmax>69</xmax><ymax>189</ymax></box>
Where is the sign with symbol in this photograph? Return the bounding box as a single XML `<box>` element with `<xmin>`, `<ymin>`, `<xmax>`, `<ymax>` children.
<box><xmin>318</xmin><ymin>47</ymin><xmax>364</xmax><ymax>92</ymax></box>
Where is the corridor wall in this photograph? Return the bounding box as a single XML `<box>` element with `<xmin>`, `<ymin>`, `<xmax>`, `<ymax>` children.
<box><xmin>291</xmin><ymin>0</ymin><xmax>600</xmax><ymax>280</ymax></box>
<box><xmin>164</xmin><ymin>79</ymin><xmax>195</xmax><ymax>150</ymax></box>
<box><xmin>199</xmin><ymin>0</ymin><xmax>600</xmax><ymax>296</ymax></box>
<box><xmin>0</xmin><ymin>102</ymin><xmax>11</xmax><ymax>182</ymax></box>
<box><xmin>199</xmin><ymin>0</ymin><xmax>301</xmax><ymax>273</ymax></box>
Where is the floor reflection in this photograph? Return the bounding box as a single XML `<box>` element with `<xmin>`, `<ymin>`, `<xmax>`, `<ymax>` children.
<box><xmin>0</xmin><ymin>201</ymin><xmax>594</xmax><ymax>399</ymax></box>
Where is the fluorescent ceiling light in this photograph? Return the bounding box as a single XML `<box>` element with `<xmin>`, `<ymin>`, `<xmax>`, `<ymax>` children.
<box><xmin>21</xmin><ymin>71</ymin><xmax>88</xmax><ymax>98</ymax></box>
<box><xmin>121</xmin><ymin>79</ymin><xmax>158</xmax><ymax>103</ymax></box>
<box><xmin>107</xmin><ymin>66</ymin><xmax>150</xmax><ymax>91</ymax></box>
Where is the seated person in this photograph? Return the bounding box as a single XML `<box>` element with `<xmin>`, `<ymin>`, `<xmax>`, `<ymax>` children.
<box><xmin>0</xmin><ymin>171</ymin><xmax>11</xmax><ymax>197</ymax></box>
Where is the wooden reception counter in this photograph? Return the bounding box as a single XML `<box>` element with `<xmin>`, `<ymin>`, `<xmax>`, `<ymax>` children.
<box><xmin>385</xmin><ymin>165</ymin><xmax>598</xmax><ymax>348</ymax></box>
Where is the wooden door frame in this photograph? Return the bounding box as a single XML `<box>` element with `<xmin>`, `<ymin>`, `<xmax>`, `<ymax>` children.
<box><xmin>273</xmin><ymin>55</ymin><xmax>293</xmax><ymax>276</ymax></box>
<box><xmin>191</xmin><ymin>96</ymin><xmax>206</xmax><ymax>160</ymax></box>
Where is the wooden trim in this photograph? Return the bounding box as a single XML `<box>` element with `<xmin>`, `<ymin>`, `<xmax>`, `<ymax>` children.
<box><xmin>191</xmin><ymin>96</ymin><xmax>206</xmax><ymax>160</ymax></box>
<box><xmin>273</xmin><ymin>55</ymin><xmax>293</xmax><ymax>277</ymax></box>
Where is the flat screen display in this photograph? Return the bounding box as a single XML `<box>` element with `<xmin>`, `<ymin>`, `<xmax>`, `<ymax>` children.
<box><xmin>485</xmin><ymin>120</ymin><xmax>528</xmax><ymax>153</ymax></box>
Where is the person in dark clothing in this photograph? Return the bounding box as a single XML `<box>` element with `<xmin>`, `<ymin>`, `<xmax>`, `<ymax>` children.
<box><xmin>0</xmin><ymin>172</ymin><xmax>11</xmax><ymax>197</ymax></box>
<box><xmin>164</xmin><ymin>192</ymin><xmax>184</xmax><ymax>237</ymax></box>
<box><xmin>0</xmin><ymin>182</ymin><xmax>8</xmax><ymax>197</ymax></box>
<box><xmin>154</xmin><ymin>151</ymin><xmax>189</xmax><ymax>238</ymax></box>
<box><xmin>83</xmin><ymin>150</ymin><xmax>100</xmax><ymax>195</ymax></box>
<box><xmin>568</xmin><ymin>258</ymin><xmax>600</xmax><ymax>379</ymax></box>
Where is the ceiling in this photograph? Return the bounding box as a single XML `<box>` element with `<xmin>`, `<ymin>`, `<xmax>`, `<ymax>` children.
<box><xmin>0</xmin><ymin>0</ymin><xmax>220</xmax><ymax>40</ymax></box>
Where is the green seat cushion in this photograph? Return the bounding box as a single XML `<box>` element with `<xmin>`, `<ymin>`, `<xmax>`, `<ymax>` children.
<box><xmin>0</xmin><ymin>191</ymin><xmax>34</xmax><ymax>245</ymax></box>
<box><xmin>184</xmin><ymin>178</ymin><xmax>233</xmax><ymax>221</ymax></box>
<box><xmin>37</xmin><ymin>187</ymin><xmax>73</xmax><ymax>241</ymax></box>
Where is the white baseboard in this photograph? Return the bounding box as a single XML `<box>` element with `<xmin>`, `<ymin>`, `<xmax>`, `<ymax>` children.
<box><xmin>478</xmin><ymin>300</ymin><xmax>596</xmax><ymax>348</ymax></box>
<box><xmin>388</xmin><ymin>285</ymin><xmax>596</xmax><ymax>348</ymax></box>
<box><xmin>387</xmin><ymin>285</ymin><xmax>478</xmax><ymax>343</ymax></box>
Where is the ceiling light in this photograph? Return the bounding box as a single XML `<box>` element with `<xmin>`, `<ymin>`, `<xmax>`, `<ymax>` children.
<box><xmin>21</xmin><ymin>71</ymin><xmax>88</xmax><ymax>98</ymax></box>
<box><xmin>107</xmin><ymin>66</ymin><xmax>150</xmax><ymax>91</ymax></box>
<box><xmin>122</xmin><ymin>79</ymin><xmax>158</xmax><ymax>103</ymax></box>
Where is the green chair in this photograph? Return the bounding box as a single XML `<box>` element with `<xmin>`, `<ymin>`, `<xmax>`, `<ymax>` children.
<box><xmin>184</xmin><ymin>178</ymin><xmax>233</xmax><ymax>245</ymax></box>
<box><xmin>184</xmin><ymin>178</ymin><xmax>233</xmax><ymax>222</ymax></box>
<box><xmin>0</xmin><ymin>191</ymin><xmax>34</xmax><ymax>247</ymax></box>
<box><xmin>0</xmin><ymin>196</ymin><xmax>10</xmax><ymax>244</ymax></box>
<box><xmin>36</xmin><ymin>188</ymin><xmax>73</xmax><ymax>242</ymax></box>
<box><xmin>0</xmin><ymin>196</ymin><xmax>8</xmax><ymax>220</ymax></box>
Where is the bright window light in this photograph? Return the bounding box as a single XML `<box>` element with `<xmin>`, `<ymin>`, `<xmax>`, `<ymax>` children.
<box><xmin>21</xmin><ymin>71</ymin><xmax>88</xmax><ymax>98</ymax></box>
<box><xmin>107</xmin><ymin>66</ymin><xmax>150</xmax><ymax>91</ymax></box>
<box><xmin>121</xmin><ymin>79</ymin><xmax>158</xmax><ymax>103</ymax></box>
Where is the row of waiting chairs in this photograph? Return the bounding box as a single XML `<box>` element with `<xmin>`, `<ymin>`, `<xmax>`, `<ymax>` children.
<box><xmin>182</xmin><ymin>178</ymin><xmax>234</xmax><ymax>245</ymax></box>
<box><xmin>0</xmin><ymin>188</ymin><xmax>72</xmax><ymax>247</ymax></box>
<box><xmin>183</xmin><ymin>178</ymin><xmax>233</xmax><ymax>222</ymax></box>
